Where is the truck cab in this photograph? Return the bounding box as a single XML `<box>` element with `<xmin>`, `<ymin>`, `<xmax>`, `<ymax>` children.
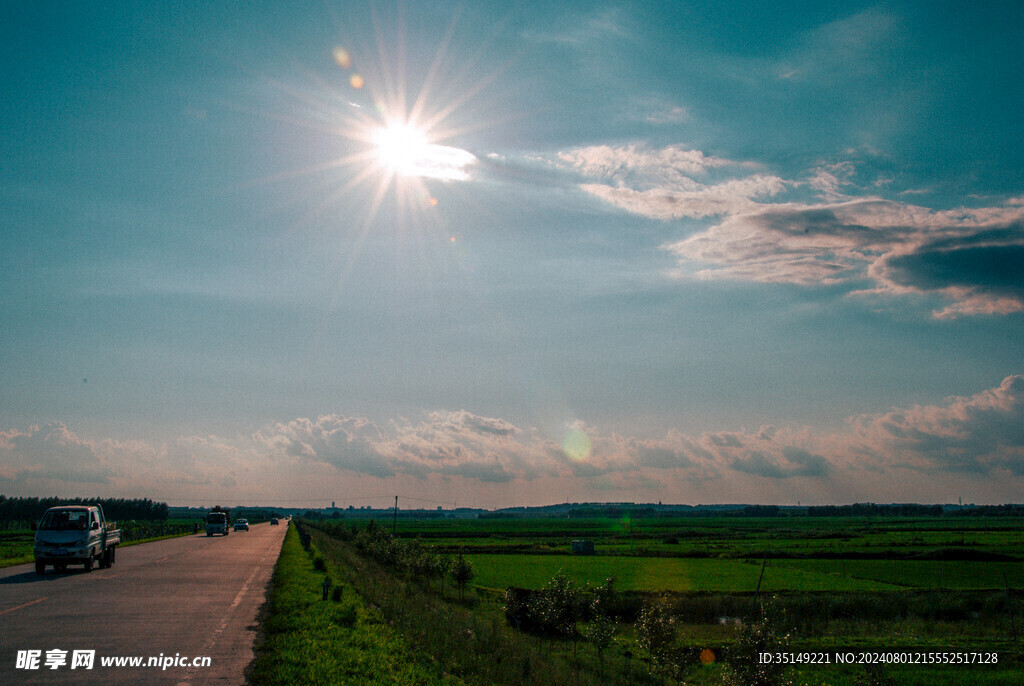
<box><xmin>34</xmin><ymin>505</ymin><xmax>120</xmax><ymax>574</ymax></box>
<box><xmin>205</xmin><ymin>509</ymin><xmax>231</xmax><ymax>536</ymax></box>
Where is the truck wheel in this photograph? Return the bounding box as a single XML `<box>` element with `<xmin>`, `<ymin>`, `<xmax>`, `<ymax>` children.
<box><xmin>35</xmin><ymin>561</ymin><xmax>45</xmax><ymax>575</ymax></box>
<box><xmin>109</xmin><ymin>547</ymin><xmax>116</xmax><ymax>565</ymax></box>
<box><xmin>100</xmin><ymin>550</ymin><xmax>111</xmax><ymax>569</ymax></box>
<box><xmin>84</xmin><ymin>555</ymin><xmax>93</xmax><ymax>572</ymax></box>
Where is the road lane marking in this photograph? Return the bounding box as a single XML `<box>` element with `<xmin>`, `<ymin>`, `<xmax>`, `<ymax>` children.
<box><xmin>177</xmin><ymin>527</ymin><xmax>287</xmax><ymax>686</ymax></box>
<box><xmin>0</xmin><ymin>596</ymin><xmax>47</xmax><ymax>617</ymax></box>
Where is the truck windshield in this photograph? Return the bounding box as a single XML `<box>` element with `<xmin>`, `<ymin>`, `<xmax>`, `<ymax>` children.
<box><xmin>39</xmin><ymin>510</ymin><xmax>89</xmax><ymax>531</ymax></box>
<box><xmin>207</xmin><ymin>513</ymin><xmax>227</xmax><ymax>523</ymax></box>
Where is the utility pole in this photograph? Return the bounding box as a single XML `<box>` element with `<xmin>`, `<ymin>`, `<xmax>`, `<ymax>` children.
<box><xmin>393</xmin><ymin>496</ymin><xmax>398</xmax><ymax>536</ymax></box>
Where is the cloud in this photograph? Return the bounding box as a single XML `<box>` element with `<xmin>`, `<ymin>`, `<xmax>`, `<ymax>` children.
<box><xmin>852</xmin><ymin>375</ymin><xmax>1024</xmax><ymax>475</ymax></box>
<box><xmin>551</xmin><ymin>140</ymin><xmax>1024</xmax><ymax>317</ymax></box>
<box><xmin>521</xmin><ymin>6</ymin><xmax>632</xmax><ymax>46</ymax></box>
<box><xmin>0</xmin><ymin>422</ymin><xmax>118</xmax><ymax>484</ymax></box>
<box><xmin>257</xmin><ymin>411</ymin><xmax>554</xmax><ymax>483</ymax></box>
<box><xmin>879</xmin><ymin>226</ymin><xmax>1024</xmax><ymax>317</ymax></box>
<box><xmin>554</xmin><ymin>143</ymin><xmax>786</xmax><ymax>220</ymax></box>
<box><xmin>730</xmin><ymin>448</ymin><xmax>831</xmax><ymax>479</ymax></box>
<box><xmin>3</xmin><ymin>377</ymin><xmax>1024</xmax><ymax>503</ymax></box>
<box><xmin>775</xmin><ymin>9</ymin><xmax>900</xmax><ymax>83</ymax></box>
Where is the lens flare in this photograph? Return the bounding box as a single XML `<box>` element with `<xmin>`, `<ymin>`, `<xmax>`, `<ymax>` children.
<box><xmin>332</xmin><ymin>46</ymin><xmax>352</xmax><ymax>69</ymax></box>
<box><xmin>563</xmin><ymin>428</ymin><xmax>592</xmax><ymax>462</ymax></box>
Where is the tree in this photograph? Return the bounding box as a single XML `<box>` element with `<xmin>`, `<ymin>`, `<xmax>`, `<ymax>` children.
<box><xmin>433</xmin><ymin>554</ymin><xmax>453</xmax><ymax>595</ymax></box>
<box><xmin>451</xmin><ymin>554</ymin><xmax>474</xmax><ymax>600</ymax></box>
<box><xmin>585</xmin><ymin>577</ymin><xmax>616</xmax><ymax>670</ymax></box>
<box><xmin>585</xmin><ymin>608</ymin><xmax>615</xmax><ymax>670</ymax></box>
<box><xmin>636</xmin><ymin>597</ymin><xmax>676</xmax><ymax>677</ymax></box>
<box><xmin>723</xmin><ymin>598</ymin><xmax>792</xmax><ymax>686</ymax></box>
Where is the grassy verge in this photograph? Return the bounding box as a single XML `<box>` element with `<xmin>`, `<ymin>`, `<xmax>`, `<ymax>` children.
<box><xmin>247</xmin><ymin>522</ymin><xmax>463</xmax><ymax>685</ymax></box>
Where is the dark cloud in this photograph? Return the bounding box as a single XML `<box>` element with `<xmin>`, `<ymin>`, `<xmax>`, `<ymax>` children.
<box><xmin>885</xmin><ymin>231</ymin><xmax>1024</xmax><ymax>297</ymax></box>
<box><xmin>440</xmin><ymin>460</ymin><xmax>516</xmax><ymax>483</ymax></box>
<box><xmin>730</xmin><ymin>447</ymin><xmax>830</xmax><ymax>479</ymax></box>
<box><xmin>754</xmin><ymin>206</ymin><xmax>875</xmax><ymax>239</ymax></box>
<box><xmin>634</xmin><ymin>444</ymin><xmax>693</xmax><ymax>469</ymax></box>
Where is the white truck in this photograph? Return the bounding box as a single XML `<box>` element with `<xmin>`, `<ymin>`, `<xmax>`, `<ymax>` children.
<box><xmin>205</xmin><ymin>508</ymin><xmax>231</xmax><ymax>536</ymax></box>
<box><xmin>34</xmin><ymin>505</ymin><xmax>121</xmax><ymax>574</ymax></box>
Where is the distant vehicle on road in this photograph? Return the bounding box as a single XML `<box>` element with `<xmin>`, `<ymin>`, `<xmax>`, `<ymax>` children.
<box><xmin>270</xmin><ymin>518</ymin><xmax>279</xmax><ymax>525</ymax></box>
<box><xmin>205</xmin><ymin>508</ymin><xmax>231</xmax><ymax>536</ymax></box>
<box><xmin>34</xmin><ymin>505</ymin><xmax>121</xmax><ymax>574</ymax></box>
<box><xmin>233</xmin><ymin>519</ymin><xmax>249</xmax><ymax>531</ymax></box>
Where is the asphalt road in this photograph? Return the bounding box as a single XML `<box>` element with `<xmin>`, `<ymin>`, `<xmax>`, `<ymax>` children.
<box><xmin>0</xmin><ymin>521</ymin><xmax>287</xmax><ymax>685</ymax></box>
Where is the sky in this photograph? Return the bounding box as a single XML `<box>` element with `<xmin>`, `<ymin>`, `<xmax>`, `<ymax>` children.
<box><xmin>2</xmin><ymin>1</ymin><xmax>1023</xmax><ymax>509</ymax></box>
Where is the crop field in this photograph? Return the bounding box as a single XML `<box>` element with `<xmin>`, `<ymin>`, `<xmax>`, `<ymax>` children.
<box><xmin>468</xmin><ymin>554</ymin><xmax>907</xmax><ymax>592</ymax></box>
<box><xmin>289</xmin><ymin>512</ymin><xmax>1023</xmax><ymax>685</ymax></box>
<box><xmin>373</xmin><ymin>514</ymin><xmax>1024</xmax><ymax>558</ymax></box>
<box><xmin>466</xmin><ymin>555</ymin><xmax>1024</xmax><ymax>593</ymax></box>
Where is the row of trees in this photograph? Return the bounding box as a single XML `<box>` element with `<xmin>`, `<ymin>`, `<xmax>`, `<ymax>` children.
<box><xmin>0</xmin><ymin>496</ymin><xmax>169</xmax><ymax>527</ymax></box>
<box><xmin>504</xmin><ymin>573</ymin><xmax>617</xmax><ymax>666</ymax></box>
<box><xmin>505</xmin><ymin>572</ymin><xmax>792</xmax><ymax>684</ymax></box>
<box><xmin>806</xmin><ymin>503</ymin><xmax>943</xmax><ymax>517</ymax></box>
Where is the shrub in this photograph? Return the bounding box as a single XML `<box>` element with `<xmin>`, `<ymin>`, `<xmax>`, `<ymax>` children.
<box><xmin>636</xmin><ymin>597</ymin><xmax>676</xmax><ymax>675</ymax></box>
<box><xmin>451</xmin><ymin>554</ymin><xmax>475</xmax><ymax>600</ymax></box>
<box><xmin>722</xmin><ymin>598</ymin><xmax>792</xmax><ymax>686</ymax></box>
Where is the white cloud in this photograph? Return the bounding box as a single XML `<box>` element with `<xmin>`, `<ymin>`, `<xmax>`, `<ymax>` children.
<box><xmin>550</xmin><ymin>140</ymin><xmax>1024</xmax><ymax>318</ymax></box>
<box><xmin>0</xmin><ymin>423</ymin><xmax>120</xmax><ymax>484</ymax></box>
<box><xmin>4</xmin><ymin>377</ymin><xmax>1024</xmax><ymax>504</ymax></box>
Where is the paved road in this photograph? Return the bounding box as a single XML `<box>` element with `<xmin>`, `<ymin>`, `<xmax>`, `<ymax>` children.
<box><xmin>0</xmin><ymin>521</ymin><xmax>287</xmax><ymax>685</ymax></box>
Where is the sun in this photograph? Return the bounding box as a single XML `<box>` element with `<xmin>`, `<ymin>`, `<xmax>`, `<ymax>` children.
<box><xmin>371</xmin><ymin>118</ymin><xmax>476</xmax><ymax>181</ymax></box>
<box><xmin>249</xmin><ymin>4</ymin><xmax>511</xmax><ymax>243</ymax></box>
<box><xmin>373</xmin><ymin>120</ymin><xmax>431</xmax><ymax>176</ymax></box>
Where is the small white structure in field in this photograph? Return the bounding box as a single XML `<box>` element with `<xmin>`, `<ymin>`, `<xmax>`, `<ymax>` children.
<box><xmin>571</xmin><ymin>540</ymin><xmax>595</xmax><ymax>555</ymax></box>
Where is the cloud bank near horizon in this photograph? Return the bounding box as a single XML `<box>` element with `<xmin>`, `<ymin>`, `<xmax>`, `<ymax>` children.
<box><xmin>3</xmin><ymin>375</ymin><xmax>1022</xmax><ymax>506</ymax></box>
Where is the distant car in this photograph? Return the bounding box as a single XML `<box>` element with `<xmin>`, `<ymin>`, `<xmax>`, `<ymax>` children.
<box><xmin>233</xmin><ymin>519</ymin><xmax>249</xmax><ymax>531</ymax></box>
<box><xmin>270</xmin><ymin>518</ymin><xmax>279</xmax><ymax>525</ymax></box>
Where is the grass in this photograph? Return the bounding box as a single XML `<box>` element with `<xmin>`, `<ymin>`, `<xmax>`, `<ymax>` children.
<box><xmin>343</xmin><ymin>514</ymin><xmax>1024</xmax><ymax>562</ymax></box>
<box><xmin>771</xmin><ymin>559</ymin><xmax>1024</xmax><ymax>590</ymax></box>
<box><xmin>247</xmin><ymin>522</ymin><xmax>463</xmax><ymax>686</ymax></box>
<box><xmin>0</xmin><ymin>521</ymin><xmax>204</xmax><ymax>569</ymax></box>
<box><xmin>468</xmin><ymin>554</ymin><xmax>904</xmax><ymax>592</ymax></box>
<box><xmin>303</xmin><ymin>521</ymin><xmax>694</xmax><ymax>686</ymax></box>
<box><xmin>299</xmin><ymin>517</ymin><xmax>1024</xmax><ymax>686</ymax></box>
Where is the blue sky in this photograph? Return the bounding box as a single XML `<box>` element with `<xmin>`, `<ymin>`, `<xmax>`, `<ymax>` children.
<box><xmin>2</xmin><ymin>1</ymin><xmax>1022</xmax><ymax>508</ymax></box>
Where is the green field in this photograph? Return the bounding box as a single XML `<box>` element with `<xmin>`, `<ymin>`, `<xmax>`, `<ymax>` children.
<box><xmin>771</xmin><ymin>558</ymin><xmax>1024</xmax><ymax>590</ymax></box>
<box><xmin>469</xmin><ymin>553</ymin><xmax>909</xmax><ymax>592</ymax></box>
<box><xmin>291</xmin><ymin>514</ymin><xmax>1024</xmax><ymax>685</ymax></box>
<box><xmin>358</xmin><ymin>514</ymin><xmax>1024</xmax><ymax>558</ymax></box>
<box><xmin>466</xmin><ymin>554</ymin><xmax>1024</xmax><ymax>592</ymax></box>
